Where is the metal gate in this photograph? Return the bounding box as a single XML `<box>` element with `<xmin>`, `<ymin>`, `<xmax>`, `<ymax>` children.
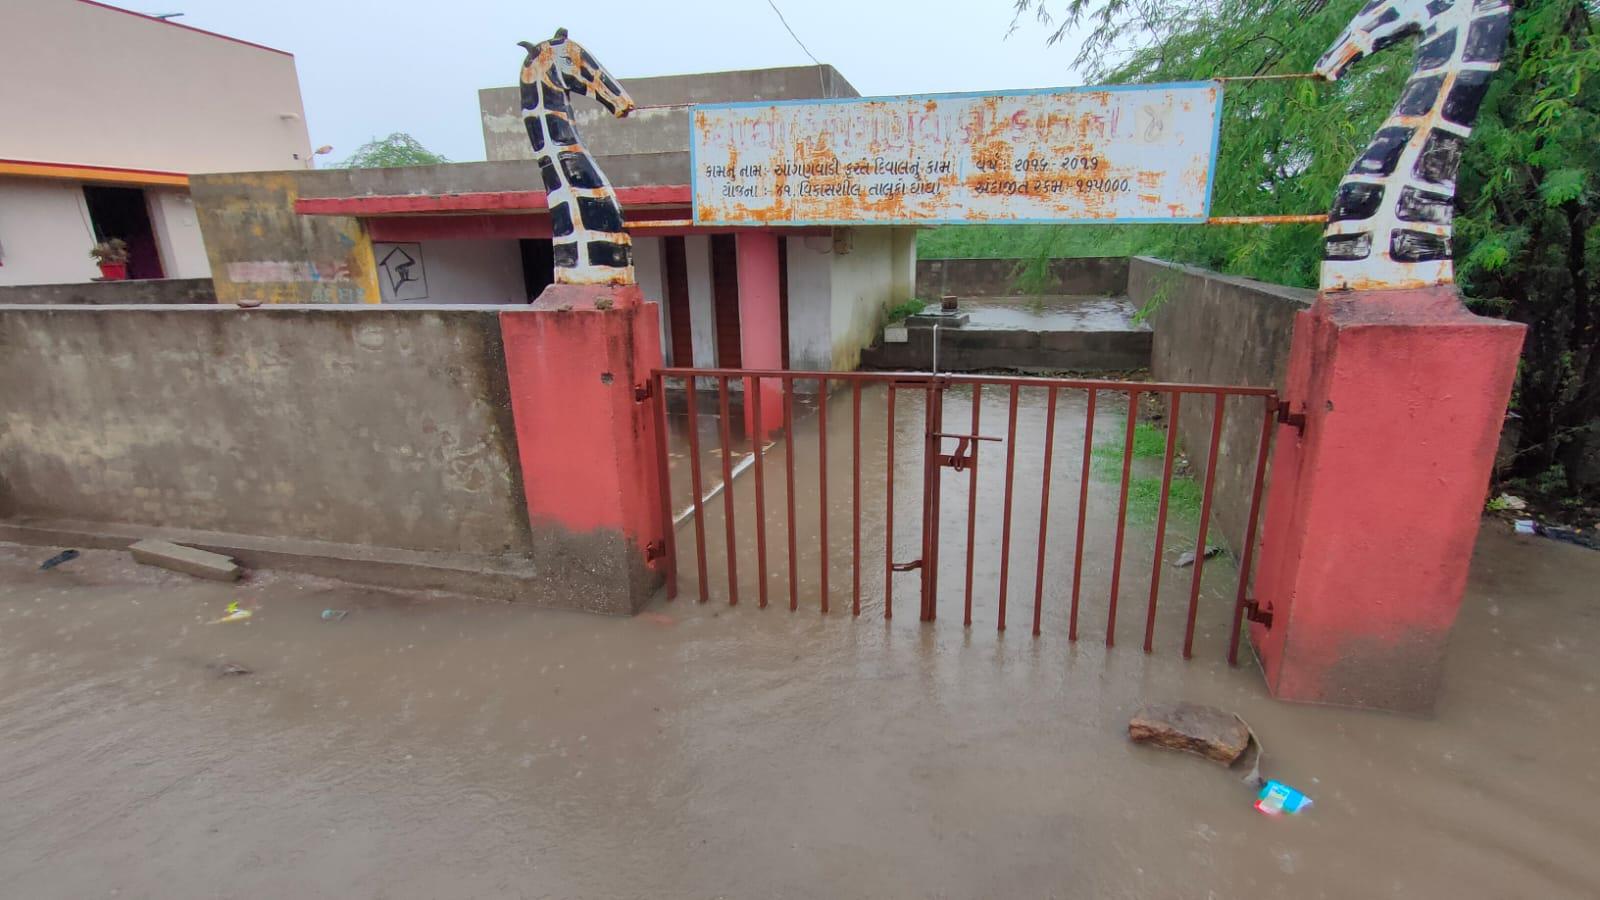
<box><xmin>649</xmin><ymin>368</ymin><xmax>1279</xmax><ymax>663</ymax></box>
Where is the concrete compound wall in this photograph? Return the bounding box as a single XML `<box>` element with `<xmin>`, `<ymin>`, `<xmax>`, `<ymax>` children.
<box><xmin>915</xmin><ymin>257</ymin><xmax>1129</xmax><ymax>298</ymax></box>
<box><xmin>0</xmin><ymin>304</ymin><xmax>528</xmax><ymax>552</ymax></box>
<box><xmin>0</xmin><ymin>278</ymin><xmax>216</xmax><ymax>305</ymax></box>
<box><xmin>1131</xmin><ymin>256</ymin><xmax>1313</xmax><ymax>554</ymax></box>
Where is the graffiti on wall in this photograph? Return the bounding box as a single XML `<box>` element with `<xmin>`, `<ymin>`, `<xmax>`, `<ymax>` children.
<box><xmin>517</xmin><ymin>28</ymin><xmax>638</xmax><ymax>287</ymax></box>
<box><xmin>1314</xmin><ymin>0</ymin><xmax>1511</xmax><ymax>292</ymax></box>
<box><xmin>224</xmin><ymin>259</ymin><xmax>363</xmax><ymax>304</ymax></box>
<box><xmin>374</xmin><ymin>243</ymin><xmax>429</xmax><ymax>302</ymax></box>
<box><xmin>690</xmin><ymin>83</ymin><xmax>1223</xmax><ymax>226</ymax></box>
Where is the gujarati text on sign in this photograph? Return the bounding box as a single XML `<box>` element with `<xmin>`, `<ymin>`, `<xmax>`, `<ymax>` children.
<box><xmin>691</xmin><ymin>82</ymin><xmax>1223</xmax><ymax>226</ymax></box>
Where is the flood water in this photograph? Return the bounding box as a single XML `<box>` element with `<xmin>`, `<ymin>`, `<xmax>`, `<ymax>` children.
<box><xmin>950</xmin><ymin>294</ymin><xmax>1149</xmax><ymax>332</ymax></box>
<box><xmin>3</xmin><ymin>400</ymin><xmax>1600</xmax><ymax>896</ymax></box>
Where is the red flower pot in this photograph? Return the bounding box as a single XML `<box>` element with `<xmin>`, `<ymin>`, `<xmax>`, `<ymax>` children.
<box><xmin>97</xmin><ymin>262</ymin><xmax>128</xmax><ymax>281</ymax></box>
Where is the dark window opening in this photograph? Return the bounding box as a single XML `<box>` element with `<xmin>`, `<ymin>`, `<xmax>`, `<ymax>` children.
<box><xmin>83</xmin><ymin>185</ymin><xmax>163</xmax><ymax>279</ymax></box>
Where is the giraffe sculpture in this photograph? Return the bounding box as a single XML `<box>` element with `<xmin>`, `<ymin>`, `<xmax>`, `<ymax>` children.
<box><xmin>517</xmin><ymin>29</ymin><xmax>637</xmax><ymax>287</ymax></box>
<box><xmin>1313</xmin><ymin>0</ymin><xmax>1512</xmax><ymax>293</ymax></box>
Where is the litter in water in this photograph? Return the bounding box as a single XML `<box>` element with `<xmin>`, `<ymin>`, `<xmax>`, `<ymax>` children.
<box><xmin>321</xmin><ymin>609</ymin><xmax>349</xmax><ymax>622</ymax></box>
<box><xmin>1173</xmin><ymin>546</ymin><xmax>1223</xmax><ymax>568</ymax></box>
<box><xmin>1255</xmin><ymin>780</ymin><xmax>1313</xmax><ymax>815</ymax></box>
<box><xmin>39</xmin><ymin>549</ymin><xmax>80</xmax><ymax>570</ymax></box>
<box><xmin>207</xmin><ymin>601</ymin><xmax>253</xmax><ymax>625</ymax></box>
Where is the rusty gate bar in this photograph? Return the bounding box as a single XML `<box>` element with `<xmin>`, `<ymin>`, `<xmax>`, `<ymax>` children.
<box><xmin>852</xmin><ymin>381</ymin><xmax>863</xmax><ymax>617</ymax></box>
<box><xmin>884</xmin><ymin>384</ymin><xmax>896</xmax><ymax>620</ymax></box>
<box><xmin>1070</xmin><ymin>389</ymin><xmax>1096</xmax><ymax>640</ymax></box>
<box><xmin>784</xmin><ymin>378</ymin><xmax>799</xmax><ymax>612</ymax></box>
<box><xmin>749</xmin><ymin>375</ymin><xmax>769</xmax><ymax>609</ymax></box>
<box><xmin>962</xmin><ymin>384</ymin><xmax>983</xmax><ymax>626</ymax></box>
<box><xmin>650</xmin><ymin>369</ymin><xmax>678</xmax><ymax>600</ymax></box>
<box><xmin>716</xmin><ymin>377</ymin><xmax>739</xmax><ymax>606</ymax></box>
<box><xmin>1228</xmin><ymin>402</ymin><xmax>1278</xmax><ymax>665</ymax></box>
<box><xmin>818</xmin><ymin>376</ymin><xmax>830</xmax><ymax>613</ymax></box>
<box><xmin>1031</xmin><ymin>387</ymin><xmax>1059</xmax><ymax>637</ymax></box>
<box><xmin>1182</xmin><ymin>395</ymin><xmax>1229</xmax><ymax>658</ymax></box>
<box><xmin>919</xmin><ymin>379</ymin><xmax>945</xmax><ymax>622</ymax></box>
<box><xmin>683</xmin><ymin>377</ymin><xmax>710</xmax><ymax>603</ymax></box>
<box><xmin>652</xmin><ymin>367</ymin><xmax>1279</xmax><ymax>662</ymax></box>
<box><xmin>1106</xmin><ymin>390</ymin><xmax>1141</xmax><ymax>646</ymax></box>
<box><xmin>1143</xmin><ymin>392</ymin><xmax>1182</xmax><ymax>653</ymax></box>
<box><xmin>995</xmin><ymin>385</ymin><xmax>1020</xmax><ymax>631</ymax></box>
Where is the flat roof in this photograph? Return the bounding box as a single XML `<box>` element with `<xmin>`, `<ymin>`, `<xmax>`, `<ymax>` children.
<box><xmin>76</xmin><ymin>0</ymin><xmax>294</xmax><ymax>58</ymax></box>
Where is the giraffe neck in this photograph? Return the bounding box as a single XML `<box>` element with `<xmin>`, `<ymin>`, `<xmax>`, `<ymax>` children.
<box><xmin>520</xmin><ymin>59</ymin><xmax>634</xmax><ymax>287</ymax></box>
<box><xmin>1320</xmin><ymin>0</ymin><xmax>1511</xmax><ymax>293</ymax></box>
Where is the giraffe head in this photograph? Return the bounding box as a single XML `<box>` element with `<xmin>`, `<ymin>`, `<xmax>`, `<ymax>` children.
<box><xmin>1314</xmin><ymin>0</ymin><xmax>1434</xmax><ymax>80</ymax></box>
<box><xmin>518</xmin><ymin>28</ymin><xmax>635</xmax><ymax>118</ymax></box>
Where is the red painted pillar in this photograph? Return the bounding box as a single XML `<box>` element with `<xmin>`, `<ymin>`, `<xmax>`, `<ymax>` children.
<box><xmin>499</xmin><ymin>283</ymin><xmax>665</xmax><ymax>614</ymax></box>
<box><xmin>1251</xmin><ymin>286</ymin><xmax>1524</xmax><ymax>713</ymax></box>
<box><xmin>736</xmin><ymin>231</ymin><xmax>786</xmax><ymax>439</ymax></box>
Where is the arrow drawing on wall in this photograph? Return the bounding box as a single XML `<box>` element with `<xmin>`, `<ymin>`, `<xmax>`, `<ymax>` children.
<box><xmin>379</xmin><ymin>246</ymin><xmax>419</xmax><ymax>292</ymax></box>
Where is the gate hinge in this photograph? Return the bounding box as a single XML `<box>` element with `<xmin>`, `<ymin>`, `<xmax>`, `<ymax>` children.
<box><xmin>634</xmin><ymin>381</ymin><xmax>653</xmax><ymax>402</ymax></box>
<box><xmin>1242</xmin><ymin>597</ymin><xmax>1274</xmax><ymax>628</ymax></box>
<box><xmin>890</xmin><ymin>559</ymin><xmax>923</xmax><ymax>572</ymax></box>
<box><xmin>644</xmin><ymin>540</ymin><xmax>665</xmax><ymax>561</ymax></box>
<box><xmin>1273</xmin><ymin>398</ymin><xmax>1306</xmax><ymax>434</ymax></box>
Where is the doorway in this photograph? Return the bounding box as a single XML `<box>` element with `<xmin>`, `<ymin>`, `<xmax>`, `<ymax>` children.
<box><xmin>83</xmin><ymin>186</ymin><xmax>163</xmax><ymax>279</ymax></box>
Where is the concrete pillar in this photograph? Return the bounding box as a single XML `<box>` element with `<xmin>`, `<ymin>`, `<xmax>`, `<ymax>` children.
<box><xmin>499</xmin><ymin>283</ymin><xmax>666</xmax><ymax>614</ymax></box>
<box><xmin>736</xmin><ymin>231</ymin><xmax>786</xmax><ymax>439</ymax></box>
<box><xmin>1251</xmin><ymin>286</ymin><xmax>1524</xmax><ymax>713</ymax></box>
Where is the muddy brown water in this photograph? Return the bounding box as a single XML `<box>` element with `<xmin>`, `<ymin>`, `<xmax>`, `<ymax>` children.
<box><xmin>3</xmin><ymin>395</ymin><xmax>1599</xmax><ymax>896</ymax></box>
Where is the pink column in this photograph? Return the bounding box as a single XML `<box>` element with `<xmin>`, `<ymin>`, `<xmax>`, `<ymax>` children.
<box><xmin>736</xmin><ymin>231</ymin><xmax>785</xmax><ymax>439</ymax></box>
<box><xmin>499</xmin><ymin>283</ymin><xmax>665</xmax><ymax>614</ymax></box>
<box><xmin>1251</xmin><ymin>286</ymin><xmax>1524</xmax><ymax>713</ymax></box>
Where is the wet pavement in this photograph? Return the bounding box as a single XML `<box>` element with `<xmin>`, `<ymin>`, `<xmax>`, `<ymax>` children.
<box><xmin>3</xmin><ymin>512</ymin><xmax>1600</xmax><ymax>898</ymax></box>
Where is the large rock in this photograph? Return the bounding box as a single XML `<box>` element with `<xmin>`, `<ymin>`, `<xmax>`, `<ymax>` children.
<box><xmin>1128</xmin><ymin>702</ymin><xmax>1250</xmax><ymax>765</ymax></box>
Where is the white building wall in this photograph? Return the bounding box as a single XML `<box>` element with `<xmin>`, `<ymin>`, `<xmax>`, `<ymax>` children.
<box><xmin>1</xmin><ymin>2</ymin><xmax>311</xmax><ymax>173</ymax></box>
<box><xmin>891</xmin><ymin>227</ymin><xmax>918</xmax><ymax>304</ymax></box>
<box><xmin>146</xmin><ymin>188</ymin><xmax>211</xmax><ymax>278</ymax></box>
<box><xmin>828</xmin><ymin>227</ymin><xmax>898</xmax><ymax>370</ymax></box>
<box><xmin>631</xmin><ymin>236</ymin><xmax>670</xmax><ymax>360</ymax></box>
<box><xmin>785</xmin><ymin>233</ymin><xmax>835</xmax><ymax>371</ymax></box>
<box><xmin>0</xmin><ymin>178</ymin><xmax>99</xmax><ymax>286</ymax></box>
<box><xmin>374</xmin><ymin>240</ymin><xmax>526</xmax><ymax>304</ymax></box>
<box><xmin>682</xmin><ymin>235</ymin><xmax>717</xmax><ymax>367</ymax></box>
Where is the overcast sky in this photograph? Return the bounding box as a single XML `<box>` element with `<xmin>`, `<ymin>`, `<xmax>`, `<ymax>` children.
<box><xmin>118</xmin><ymin>0</ymin><xmax>1088</xmax><ymax>163</ymax></box>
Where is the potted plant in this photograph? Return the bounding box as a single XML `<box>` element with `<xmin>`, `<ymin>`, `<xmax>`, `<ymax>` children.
<box><xmin>90</xmin><ymin>238</ymin><xmax>130</xmax><ymax>280</ymax></box>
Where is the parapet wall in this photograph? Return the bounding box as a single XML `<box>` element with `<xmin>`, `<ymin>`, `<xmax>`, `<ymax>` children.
<box><xmin>1131</xmin><ymin>256</ymin><xmax>1312</xmax><ymax>553</ymax></box>
<box><xmin>0</xmin><ymin>303</ymin><xmax>546</xmax><ymax>598</ymax></box>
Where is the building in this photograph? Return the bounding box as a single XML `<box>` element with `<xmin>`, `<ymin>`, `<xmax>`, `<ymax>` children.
<box><xmin>0</xmin><ymin>0</ymin><xmax>312</xmax><ymax>286</ymax></box>
<box><xmin>189</xmin><ymin>64</ymin><xmax>918</xmax><ymax>371</ymax></box>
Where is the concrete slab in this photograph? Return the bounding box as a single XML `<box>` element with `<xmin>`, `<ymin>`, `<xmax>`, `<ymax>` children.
<box><xmin>129</xmin><ymin>539</ymin><xmax>242</xmax><ymax>581</ymax></box>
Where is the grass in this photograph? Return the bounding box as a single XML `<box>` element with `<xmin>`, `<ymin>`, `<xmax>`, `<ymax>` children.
<box><xmin>886</xmin><ymin>298</ymin><xmax>927</xmax><ymax>323</ymax></box>
<box><xmin>1090</xmin><ymin>421</ymin><xmax>1204</xmax><ymax>525</ymax></box>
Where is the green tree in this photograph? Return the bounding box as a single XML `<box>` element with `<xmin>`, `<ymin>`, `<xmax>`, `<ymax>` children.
<box><xmin>338</xmin><ymin>132</ymin><xmax>450</xmax><ymax>168</ymax></box>
<box><xmin>998</xmin><ymin>0</ymin><xmax>1599</xmax><ymax>498</ymax></box>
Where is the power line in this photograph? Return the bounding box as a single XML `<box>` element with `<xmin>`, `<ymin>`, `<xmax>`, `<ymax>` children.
<box><xmin>765</xmin><ymin>0</ymin><xmax>830</xmax><ymax>97</ymax></box>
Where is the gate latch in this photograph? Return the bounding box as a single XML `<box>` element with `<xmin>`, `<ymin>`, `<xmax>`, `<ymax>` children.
<box><xmin>634</xmin><ymin>381</ymin><xmax>653</xmax><ymax>402</ymax></box>
<box><xmin>933</xmin><ymin>432</ymin><xmax>1001</xmax><ymax>472</ymax></box>
<box><xmin>890</xmin><ymin>559</ymin><xmax>923</xmax><ymax>572</ymax></box>
<box><xmin>1242</xmin><ymin>597</ymin><xmax>1274</xmax><ymax>628</ymax></box>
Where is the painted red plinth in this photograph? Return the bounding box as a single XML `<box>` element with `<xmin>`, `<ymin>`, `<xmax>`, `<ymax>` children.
<box><xmin>1250</xmin><ymin>285</ymin><xmax>1524</xmax><ymax>713</ymax></box>
<box><xmin>500</xmin><ymin>283</ymin><xmax>666</xmax><ymax>612</ymax></box>
<box><xmin>735</xmin><ymin>232</ymin><xmax>785</xmax><ymax>440</ymax></box>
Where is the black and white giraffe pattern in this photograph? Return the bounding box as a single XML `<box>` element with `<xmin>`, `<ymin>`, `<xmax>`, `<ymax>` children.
<box><xmin>1313</xmin><ymin>0</ymin><xmax>1511</xmax><ymax>291</ymax></box>
<box><xmin>518</xmin><ymin>29</ymin><xmax>636</xmax><ymax>286</ymax></box>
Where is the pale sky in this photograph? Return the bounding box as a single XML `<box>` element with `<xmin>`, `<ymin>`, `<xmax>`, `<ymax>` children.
<box><xmin>115</xmin><ymin>0</ymin><xmax>1088</xmax><ymax>163</ymax></box>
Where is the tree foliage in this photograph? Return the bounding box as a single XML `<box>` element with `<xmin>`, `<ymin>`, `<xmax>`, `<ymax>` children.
<box><xmin>988</xmin><ymin>0</ymin><xmax>1599</xmax><ymax>498</ymax></box>
<box><xmin>338</xmin><ymin>132</ymin><xmax>450</xmax><ymax>169</ymax></box>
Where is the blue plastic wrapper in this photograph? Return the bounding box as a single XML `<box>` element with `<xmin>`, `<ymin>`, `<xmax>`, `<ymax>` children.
<box><xmin>1255</xmin><ymin>780</ymin><xmax>1313</xmax><ymax>815</ymax></box>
